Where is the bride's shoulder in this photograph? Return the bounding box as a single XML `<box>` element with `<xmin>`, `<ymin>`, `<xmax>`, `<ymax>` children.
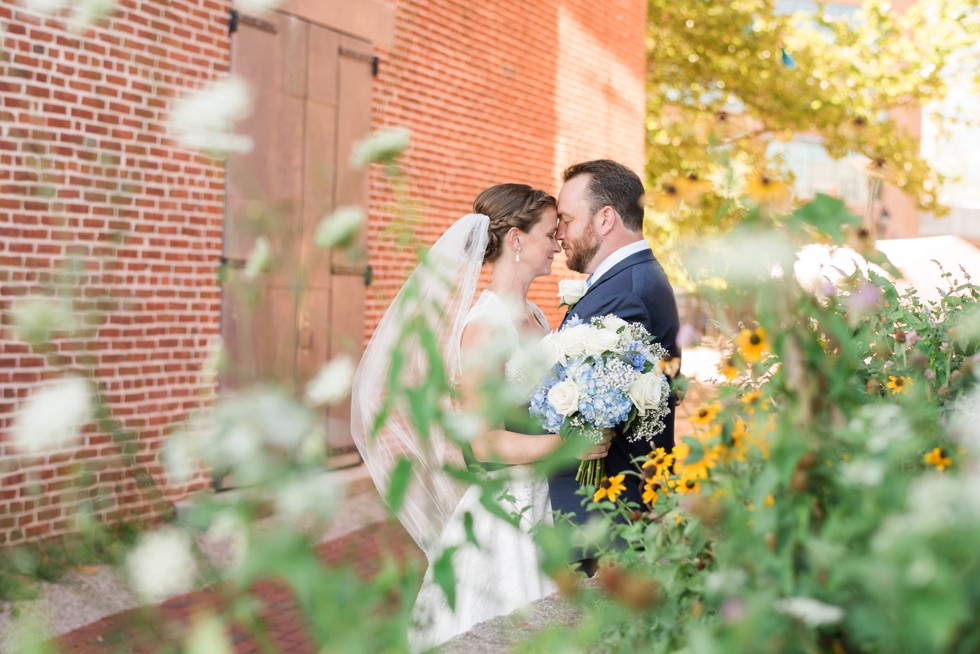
<box><xmin>465</xmin><ymin>290</ymin><xmax>505</xmax><ymax>328</ymax></box>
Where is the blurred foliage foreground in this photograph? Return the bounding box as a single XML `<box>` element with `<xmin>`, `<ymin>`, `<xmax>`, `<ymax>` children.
<box><xmin>5</xmin><ymin>1</ymin><xmax>980</xmax><ymax>652</ymax></box>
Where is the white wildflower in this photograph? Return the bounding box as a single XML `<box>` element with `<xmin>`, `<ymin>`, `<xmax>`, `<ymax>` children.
<box><xmin>350</xmin><ymin>126</ymin><xmax>410</xmax><ymax>168</ymax></box>
<box><xmin>67</xmin><ymin>0</ymin><xmax>115</xmax><ymax>32</ymax></box>
<box><xmin>305</xmin><ymin>354</ymin><xmax>356</xmax><ymax>406</ymax></box>
<box><xmin>314</xmin><ymin>206</ymin><xmax>365</xmax><ymax>249</ymax></box>
<box><xmin>126</xmin><ymin>527</ymin><xmax>197</xmax><ymax>603</ymax></box>
<box><xmin>243</xmin><ymin>236</ymin><xmax>270</xmax><ymax>281</ymax></box>
<box><xmin>275</xmin><ymin>472</ymin><xmax>338</xmax><ymax>520</ymax></box>
<box><xmin>168</xmin><ymin>76</ymin><xmax>253</xmax><ymax>154</ymax></box>
<box><xmin>17</xmin><ymin>0</ymin><xmax>70</xmax><ymax>13</ymax></box>
<box><xmin>774</xmin><ymin>596</ymin><xmax>845</xmax><ymax>627</ymax></box>
<box><xmin>204</xmin><ymin>511</ymin><xmax>248</xmax><ymax>571</ymax></box>
<box><xmin>185</xmin><ymin>613</ymin><xmax>233</xmax><ymax>654</ymax></box>
<box><xmin>840</xmin><ymin>459</ymin><xmax>884</xmax><ymax>487</ymax></box>
<box><xmin>11</xmin><ymin>376</ymin><xmax>92</xmax><ymax>454</ymax></box>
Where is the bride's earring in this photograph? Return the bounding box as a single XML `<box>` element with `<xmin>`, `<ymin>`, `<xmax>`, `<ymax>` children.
<box><xmin>515</xmin><ymin>242</ymin><xmax>522</xmax><ymax>263</ymax></box>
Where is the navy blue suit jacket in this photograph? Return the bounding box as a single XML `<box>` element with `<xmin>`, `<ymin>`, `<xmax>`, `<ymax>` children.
<box><xmin>549</xmin><ymin>248</ymin><xmax>681</xmax><ymax>524</ymax></box>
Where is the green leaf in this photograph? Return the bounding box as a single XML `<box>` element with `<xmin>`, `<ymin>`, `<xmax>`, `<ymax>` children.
<box><xmin>386</xmin><ymin>456</ymin><xmax>413</xmax><ymax>514</ymax></box>
<box><xmin>433</xmin><ymin>546</ymin><xmax>457</xmax><ymax>611</ymax></box>
<box><xmin>789</xmin><ymin>193</ymin><xmax>859</xmax><ymax>242</ymax></box>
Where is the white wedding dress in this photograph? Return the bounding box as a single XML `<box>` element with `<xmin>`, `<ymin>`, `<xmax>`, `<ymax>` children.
<box><xmin>408</xmin><ymin>290</ymin><xmax>557</xmax><ymax>652</ymax></box>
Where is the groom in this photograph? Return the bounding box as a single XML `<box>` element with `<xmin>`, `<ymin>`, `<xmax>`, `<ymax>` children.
<box><xmin>551</xmin><ymin>159</ymin><xmax>681</xmax><ymax>527</ymax></box>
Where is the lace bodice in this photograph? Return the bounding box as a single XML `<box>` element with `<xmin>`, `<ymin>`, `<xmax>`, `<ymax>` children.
<box><xmin>462</xmin><ymin>290</ymin><xmax>550</xmax><ymax>382</ymax></box>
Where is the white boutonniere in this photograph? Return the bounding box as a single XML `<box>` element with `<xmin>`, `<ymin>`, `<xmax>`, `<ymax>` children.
<box><xmin>557</xmin><ymin>279</ymin><xmax>588</xmax><ymax>309</ymax></box>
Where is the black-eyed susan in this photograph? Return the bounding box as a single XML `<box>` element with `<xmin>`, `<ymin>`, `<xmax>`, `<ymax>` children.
<box><xmin>642</xmin><ymin>476</ymin><xmax>670</xmax><ymax>506</ymax></box>
<box><xmin>675</xmin><ymin>173</ymin><xmax>714</xmax><ymax>203</ymax></box>
<box><xmin>652</xmin><ymin>183</ymin><xmax>682</xmax><ymax>212</ymax></box>
<box><xmin>924</xmin><ymin>447</ymin><xmax>952</xmax><ymax>472</ymax></box>
<box><xmin>593</xmin><ymin>474</ymin><xmax>627</xmax><ymax>503</ymax></box>
<box><xmin>735</xmin><ymin>327</ymin><xmax>769</xmax><ymax>364</ymax></box>
<box><xmin>657</xmin><ymin>357</ymin><xmax>682</xmax><ymax>378</ymax></box>
<box><xmin>691</xmin><ymin>402</ymin><xmax>721</xmax><ymax>428</ymax></box>
<box><xmin>739</xmin><ymin>390</ymin><xmax>764</xmax><ymax>413</ymax></box>
<box><xmin>745</xmin><ymin>171</ymin><xmax>791</xmax><ymax>206</ymax></box>
<box><xmin>673</xmin><ymin>474</ymin><xmax>701</xmax><ymax>495</ymax></box>
<box><xmin>642</xmin><ymin>447</ymin><xmax>675</xmax><ymax>474</ymax></box>
<box><xmin>718</xmin><ymin>355</ymin><xmax>739</xmax><ymax>381</ymax></box>
<box><xmin>674</xmin><ymin>441</ymin><xmax>721</xmax><ymax>480</ymax></box>
<box><xmin>886</xmin><ymin>375</ymin><xmax>912</xmax><ymax>394</ymax></box>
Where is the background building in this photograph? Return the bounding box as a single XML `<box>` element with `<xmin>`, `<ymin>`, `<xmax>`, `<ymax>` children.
<box><xmin>0</xmin><ymin>0</ymin><xmax>647</xmax><ymax>544</ymax></box>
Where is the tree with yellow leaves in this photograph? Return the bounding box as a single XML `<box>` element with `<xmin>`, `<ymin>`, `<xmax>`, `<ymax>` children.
<box><xmin>645</xmin><ymin>0</ymin><xmax>979</xmax><ymax>248</ymax></box>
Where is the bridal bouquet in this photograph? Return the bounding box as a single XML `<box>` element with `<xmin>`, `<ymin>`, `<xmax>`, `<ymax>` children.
<box><xmin>529</xmin><ymin>314</ymin><xmax>671</xmax><ymax>487</ymax></box>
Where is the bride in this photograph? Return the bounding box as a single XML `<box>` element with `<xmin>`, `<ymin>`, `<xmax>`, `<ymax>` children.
<box><xmin>350</xmin><ymin>183</ymin><xmax>609</xmax><ymax>652</ymax></box>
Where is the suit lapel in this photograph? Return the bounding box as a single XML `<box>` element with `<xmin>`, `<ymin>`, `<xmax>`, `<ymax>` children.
<box><xmin>559</xmin><ymin>250</ymin><xmax>655</xmax><ymax>329</ymax></box>
<box><xmin>580</xmin><ymin>249</ymin><xmax>654</xmax><ymax>299</ymax></box>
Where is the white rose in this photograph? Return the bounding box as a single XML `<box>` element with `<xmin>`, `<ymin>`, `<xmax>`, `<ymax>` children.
<box><xmin>537</xmin><ymin>332</ymin><xmax>565</xmax><ymax>368</ymax></box>
<box><xmin>583</xmin><ymin>325</ymin><xmax>621</xmax><ymax>357</ymax></box>
<box><xmin>547</xmin><ymin>380</ymin><xmax>580</xmax><ymax>416</ymax></box>
<box><xmin>598</xmin><ymin>315</ymin><xmax>627</xmax><ymax>332</ymax></box>
<box><xmin>557</xmin><ymin>324</ymin><xmax>590</xmax><ymax>358</ymax></box>
<box><xmin>628</xmin><ymin>373</ymin><xmax>663</xmax><ymax>416</ymax></box>
<box><xmin>558</xmin><ymin>279</ymin><xmax>588</xmax><ymax>306</ymax></box>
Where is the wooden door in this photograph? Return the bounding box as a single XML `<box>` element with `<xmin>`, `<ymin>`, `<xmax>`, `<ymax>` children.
<box><xmin>221</xmin><ymin>10</ymin><xmax>373</xmax><ymax>470</ymax></box>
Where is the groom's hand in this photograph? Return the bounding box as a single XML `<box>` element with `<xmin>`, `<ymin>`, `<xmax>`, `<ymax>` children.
<box><xmin>577</xmin><ymin>428</ymin><xmax>614</xmax><ymax>461</ymax></box>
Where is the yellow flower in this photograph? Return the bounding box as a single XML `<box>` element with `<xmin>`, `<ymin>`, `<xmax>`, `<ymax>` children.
<box><xmin>652</xmin><ymin>183</ymin><xmax>682</xmax><ymax>212</ymax></box>
<box><xmin>642</xmin><ymin>477</ymin><xmax>670</xmax><ymax>506</ymax></box>
<box><xmin>739</xmin><ymin>390</ymin><xmax>764</xmax><ymax>413</ymax></box>
<box><xmin>745</xmin><ymin>171</ymin><xmax>791</xmax><ymax>205</ymax></box>
<box><xmin>735</xmin><ymin>327</ymin><xmax>769</xmax><ymax>364</ymax></box>
<box><xmin>724</xmin><ymin>418</ymin><xmax>750</xmax><ymax>463</ymax></box>
<box><xmin>718</xmin><ymin>355</ymin><xmax>739</xmax><ymax>381</ymax></box>
<box><xmin>593</xmin><ymin>474</ymin><xmax>627</xmax><ymax>503</ymax></box>
<box><xmin>674</xmin><ymin>173</ymin><xmax>713</xmax><ymax>203</ymax></box>
<box><xmin>691</xmin><ymin>402</ymin><xmax>721</xmax><ymax>428</ymax></box>
<box><xmin>675</xmin><ymin>442</ymin><xmax>720</xmax><ymax>480</ymax></box>
<box><xmin>886</xmin><ymin>375</ymin><xmax>912</xmax><ymax>394</ymax></box>
<box><xmin>764</xmin><ymin>494</ymin><xmax>775</xmax><ymax>508</ymax></box>
<box><xmin>924</xmin><ymin>447</ymin><xmax>952</xmax><ymax>472</ymax></box>
<box><xmin>642</xmin><ymin>447</ymin><xmax>675</xmax><ymax>474</ymax></box>
<box><xmin>673</xmin><ymin>475</ymin><xmax>701</xmax><ymax>495</ymax></box>
<box><xmin>656</xmin><ymin>357</ymin><xmax>682</xmax><ymax>378</ymax></box>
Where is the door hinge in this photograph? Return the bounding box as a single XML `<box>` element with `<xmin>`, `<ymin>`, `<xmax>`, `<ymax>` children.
<box><xmin>331</xmin><ymin>263</ymin><xmax>373</xmax><ymax>286</ymax></box>
<box><xmin>229</xmin><ymin>9</ymin><xmax>238</xmax><ymax>34</ymax></box>
<box><xmin>339</xmin><ymin>46</ymin><xmax>380</xmax><ymax>77</ymax></box>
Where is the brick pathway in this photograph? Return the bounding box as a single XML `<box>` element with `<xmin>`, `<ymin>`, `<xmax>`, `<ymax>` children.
<box><xmin>54</xmin><ymin>520</ymin><xmax>424</xmax><ymax>654</ymax></box>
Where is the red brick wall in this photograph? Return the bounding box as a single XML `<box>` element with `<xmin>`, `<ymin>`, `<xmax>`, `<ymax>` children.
<box><xmin>365</xmin><ymin>0</ymin><xmax>648</xmax><ymax>337</ymax></box>
<box><xmin>0</xmin><ymin>0</ymin><xmax>229</xmax><ymax>544</ymax></box>
<box><xmin>0</xmin><ymin>0</ymin><xmax>647</xmax><ymax>544</ymax></box>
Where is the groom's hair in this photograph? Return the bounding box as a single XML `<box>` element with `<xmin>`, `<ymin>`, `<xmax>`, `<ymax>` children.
<box><xmin>563</xmin><ymin>160</ymin><xmax>645</xmax><ymax>232</ymax></box>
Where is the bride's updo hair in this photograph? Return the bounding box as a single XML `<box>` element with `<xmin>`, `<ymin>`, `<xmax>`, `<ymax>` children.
<box><xmin>474</xmin><ymin>183</ymin><xmax>557</xmax><ymax>264</ymax></box>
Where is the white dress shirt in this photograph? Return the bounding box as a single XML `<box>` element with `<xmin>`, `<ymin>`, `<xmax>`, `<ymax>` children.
<box><xmin>587</xmin><ymin>240</ymin><xmax>651</xmax><ymax>287</ymax></box>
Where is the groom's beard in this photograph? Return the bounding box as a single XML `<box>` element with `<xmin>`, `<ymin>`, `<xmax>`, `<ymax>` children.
<box><xmin>565</xmin><ymin>219</ymin><xmax>601</xmax><ymax>273</ymax></box>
